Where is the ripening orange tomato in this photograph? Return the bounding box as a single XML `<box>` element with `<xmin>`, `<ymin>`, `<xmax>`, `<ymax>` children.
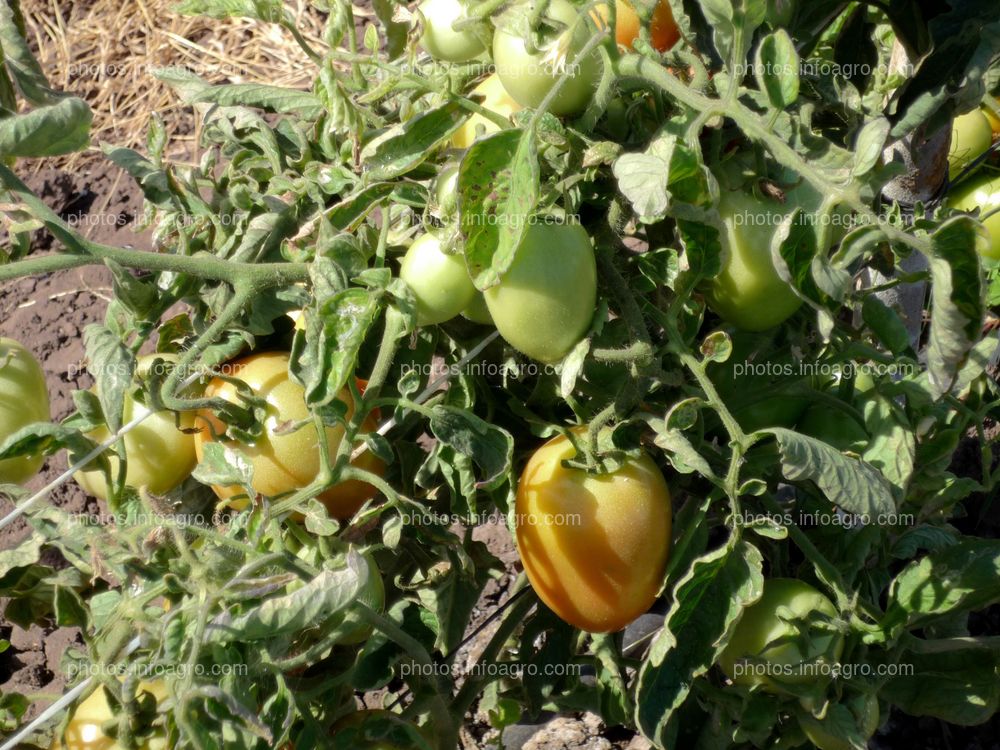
<box><xmin>194</xmin><ymin>352</ymin><xmax>384</xmax><ymax>519</ymax></box>
<box><xmin>514</xmin><ymin>430</ymin><xmax>672</xmax><ymax>632</ymax></box>
<box><xmin>595</xmin><ymin>0</ymin><xmax>680</xmax><ymax>52</ymax></box>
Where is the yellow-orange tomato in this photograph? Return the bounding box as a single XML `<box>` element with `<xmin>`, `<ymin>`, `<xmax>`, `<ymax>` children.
<box><xmin>452</xmin><ymin>74</ymin><xmax>523</xmax><ymax>149</ymax></box>
<box><xmin>194</xmin><ymin>352</ymin><xmax>384</xmax><ymax>519</ymax></box>
<box><xmin>514</xmin><ymin>430</ymin><xmax>672</xmax><ymax>632</ymax></box>
<box><xmin>983</xmin><ymin>97</ymin><xmax>1000</xmax><ymax>136</ymax></box>
<box><xmin>595</xmin><ymin>0</ymin><xmax>680</xmax><ymax>52</ymax></box>
<box><xmin>51</xmin><ymin>682</ymin><xmax>167</xmax><ymax>750</ymax></box>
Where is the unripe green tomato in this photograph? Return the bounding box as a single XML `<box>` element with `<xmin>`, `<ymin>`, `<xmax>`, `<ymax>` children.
<box><xmin>417</xmin><ymin>0</ymin><xmax>486</xmax><ymax>62</ymax></box>
<box><xmin>799</xmin><ymin>693</ymin><xmax>880</xmax><ymax>750</ymax></box>
<box><xmin>947</xmin><ymin>172</ymin><xmax>1000</xmax><ymax>260</ymax></box>
<box><xmin>0</xmin><ymin>338</ymin><xmax>49</xmax><ymax>484</ymax></box>
<box><xmin>484</xmin><ymin>222</ymin><xmax>597</xmax><ymax>363</ymax></box>
<box><xmin>515</xmin><ymin>429</ymin><xmax>672</xmax><ymax>633</ymax></box>
<box><xmin>433</xmin><ymin>165</ymin><xmax>460</xmax><ymax>220</ymax></box>
<box><xmin>74</xmin><ymin>355</ymin><xmax>197</xmax><ymax>499</ymax></box>
<box><xmin>718</xmin><ymin>578</ymin><xmax>843</xmax><ymax>692</ymax></box>
<box><xmin>705</xmin><ymin>182</ymin><xmax>818</xmax><ymax>331</ymax></box>
<box><xmin>948</xmin><ymin>109</ymin><xmax>993</xmax><ymax>180</ymax></box>
<box><xmin>462</xmin><ymin>293</ymin><xmax>494</xmax><ymax>325</ymax></box>
<box><xmin>492</xmin><ymin>0</ymin><xmax>602</xmax><ymax>116</ymax></box>
<box><xmin>400</xmin><ymin>232</ymin><xmax>477</xmax><ymax>325</ymax></box>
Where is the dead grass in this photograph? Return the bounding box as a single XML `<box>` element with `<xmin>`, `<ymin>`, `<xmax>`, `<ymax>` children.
<box><xmin>20</xmin><ymin>0</ymin><xmax>336</xmax><ymax>170</ymax></box>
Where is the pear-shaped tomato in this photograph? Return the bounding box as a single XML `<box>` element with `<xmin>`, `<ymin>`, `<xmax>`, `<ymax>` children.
<box><xmin>74</xmin><ymin>355</ymin><xmax>196</xmax><ymax>499</ymax></box>
<box><xmin>484</xmin><ymin>222</ymin><xmax>597</xmax><ymax>363</ymax></box>
<box><xmin>194</xmin><ymin>352</ymin><xmax>384</xmax><ymax>519</ymax></box>
<box><xmin>0</xmin><ymin>338</ymin><xmax>49</xmax><ymax>484</ymax></box>
<box><xmin>515</xmin><ymin>430</ymin><xmax>672</xmax><ymax>632</ymax></box>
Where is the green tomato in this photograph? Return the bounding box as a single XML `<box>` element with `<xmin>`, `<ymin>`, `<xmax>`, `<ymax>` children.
<box><xmin>462</xmin><ymin>292</ymin><xmax>494</xmax><ymax>324</ymax></box>
<box><xmin>399</xmin><ymin>232</ymin><xmax>477</xmax><ymax>325</ymax></box>
<box><xmin>948</xmin><ymin>109</ymin><xmax>993</xmax><ymax>180</ymax></box>
<box><xmin>418</xmin><ymin>0</ymin><xmax>486</xmax><ymax>62</ymax></box>
<box><xmin>704</xmin><ymin>179</ymin><xmax>820</xmax><ymax>331</ymax></box>
<box><xmin>434</xmin><ymin>164</ymin><xmax>460</xmax><ymax>221</ymax></box>
<box><xmin>947</xmin><ymin>171</ymin><xmax>1000</xmax><ymax>260</ymax></box>
<box><xmin>719</xmin><ymin>578</ymin><xmax>844</xmax><ymax>692</ymax></box>
<box><xmin>0</xmin><ymin>338</ymin><xmax>49</xmax><ymax>484</ymax></box>
<box><xmin>797</xmin><ymin>405</ymin><xmax>868</xmax><ymax>452</ymax></box>
<box><xmin>484</xmin><ymin>222</ymin><xmax>597</xmax><ymax>363</ymax></box>
<box><xmin>74</xmin><ymin>355</ymin><xmax>197</xmax><ymax>499</ymax></box>
<box><xmin>706</xmin><ymin>331</ymin><xmax>810</xmax><ymax>433</ymax></box>
<box><xmin>799</xmin><ymin>693</ymin><xmax>880</xmax><ymax>750</ymax></box>
<box><xmin>492</xmin><ymin>0</ymin><xmax>602</xmax><ymax>116</ymax></box>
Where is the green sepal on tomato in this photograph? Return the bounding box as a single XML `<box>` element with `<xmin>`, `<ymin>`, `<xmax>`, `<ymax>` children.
<box><xmin>0</xmin><ymin>338</ymin><xmax>50</xmax><ymax>485</ymax></box>
<box><xmin>514</xmin><ymin>428</ymin><xmax>672</xmax><ymax>633</ymax></box>
<box><xmin>484</xmin><ymin>221</ymin><xmax>597</xmax><ymax>363</ymax></box>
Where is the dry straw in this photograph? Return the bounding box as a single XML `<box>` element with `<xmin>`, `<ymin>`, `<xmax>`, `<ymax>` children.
<box><xmin>20</xmin><ymin>0</ymin><xmax>338</xmax><ymax>170</ymax></box>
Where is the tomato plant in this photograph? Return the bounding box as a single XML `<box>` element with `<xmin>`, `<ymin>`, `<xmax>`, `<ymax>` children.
<box><xmin>0</xmin><ymin>338</ymin><xmax>49</xmax><ymax>484</ymax></box>
<box><xmin>718</xmin><ymin>579</ymin><xmax>844</xmax><ymax>692</ymax></box>
<box><xmin>492</xmin><ymin>0</ymin><xmax>602</xmax><ymax>116</ymax></box>
<box><xmin>515</xmin><ymin>429</ymin><xmax>672</xmax><ymax>632</ymax></box>
<box><xmin>399</xmin><ymin>232</ymin><xmax>477</xmax><ymax>325</ymax></box>
<box><xmin>0</xmin><ymin>1</ymin><xmax>998</xmax><ymax>749</ymax></box>
<box><xmin>484</xmin><ymin>221</ymin><xmax>597</xmax><ymax>362</ymax></box>
<box><xmin>74</xmin><ymin>355</ymin><xmax>197</xmax><ymax>500</ymax></box>
<box><xmin>194</xmin><ymin>352</ymin><xmax>383</xmax><ymax>518</ymax></box>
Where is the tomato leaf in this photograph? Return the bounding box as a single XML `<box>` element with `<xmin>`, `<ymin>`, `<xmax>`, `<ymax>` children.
<box><xmin>926</xmin><ymin>217</ymin><xmax>986</xmax><ymax>399</ymax></box>
<box><xmin>755</xmin><ymin>30</ymin><xmax>799</xmax><ymax>109</ymax></box>
<box><xmin>768</xmin><ymin>427</ymin><xmax>896</xmax><ymax>519</ymax></box>
<box><xmin>428</xmin><ymin>406</ymin><xmax>514</xmax><ymax>492</ymax></box>
<box><xmin>362</xmin><ymin>102</ymin><xmax>468</xmax><ymax>180</ymax></box>
<box><xmin>636</xmin><ymin>539</ymin><xmax>764</xmax><ymax>747</ymax></box>
<box><xmin>205</xmin><ymin>552</ymin><xmax>366</xmax><ymax>643</ymax></box>
<box><xmin>883</xmin><ymin>538</ymin><xmax>1000</xmax><ymax>633</ymax></box>
<box><xmin>459</xmin><ymin>129</ymin><xmax>539</xmax><ymax>290</ymax></box>
<box><xmin>882</xmin><ymin>640</ymin><xmax>1000</xmax><ymax>726</ymax></box>
<box><xmin>0</xmin><ymin>96</ymin><xmax>92</xmax><ymax>158</ymax></box>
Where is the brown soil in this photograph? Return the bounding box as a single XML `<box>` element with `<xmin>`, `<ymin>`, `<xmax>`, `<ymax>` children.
<box><xmin>0</xmin><ymin>160</ymin><xmax>150</xmax><ymax>712</ymax></box>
